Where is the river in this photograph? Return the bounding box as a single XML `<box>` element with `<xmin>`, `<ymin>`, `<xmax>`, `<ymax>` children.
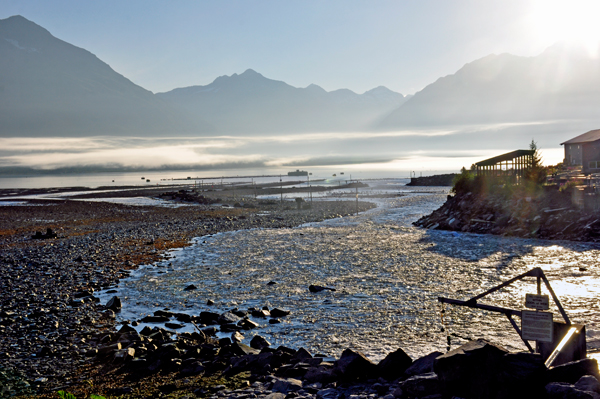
<box><xmin>97</xmin><ymin>181</ymin><xmax>600</xmax><ymax>362</ymax></box>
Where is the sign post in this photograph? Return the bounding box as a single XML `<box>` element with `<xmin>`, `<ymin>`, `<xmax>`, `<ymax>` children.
<box><xmin>521</xmin><ymin>309</ymin><xmax>553</xmax><ymax>343</ymax></box>
<box><xmin>525</xmin><ymin>293</ymin><xmax>550</xmax><ymax>310</ymax></box>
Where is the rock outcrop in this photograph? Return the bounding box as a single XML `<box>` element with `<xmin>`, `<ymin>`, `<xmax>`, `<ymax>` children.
<box><xmin>414</xmin><ymin>187</ymin><xmax>600</xmax><ymax>242</ymax></box>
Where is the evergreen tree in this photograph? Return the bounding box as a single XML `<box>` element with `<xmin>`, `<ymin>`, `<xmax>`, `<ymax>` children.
<box><xmin>525</xmin><ymin>139</ymin><xmax>547</xmax><ymax>186</ymax></box>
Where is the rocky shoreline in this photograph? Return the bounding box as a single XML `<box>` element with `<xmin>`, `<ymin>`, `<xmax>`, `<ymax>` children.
<box><xmin>0</xmin><ymin>188</ymin><xmax>374</xmax><ymax>397</ymax></box>
<box><xmin>413</xmin><ymin>188</ymin><xmax>600</xmax><ymax>242</ymax></box>
<box><xmin>406</xmin><ymin>174</ymin><xmax>457</xmax><ymax>187</ymax></box>
<box><xmin>3</xmin><ymin>186</ymin><xmax>600</xmax><ymax>398</ymax></box>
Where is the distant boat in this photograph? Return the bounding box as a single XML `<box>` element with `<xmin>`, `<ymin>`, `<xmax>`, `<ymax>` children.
<box><xmin>141</xmin><ymin>177</ymin><xmax>145</xmax><ymax>180</ymax></box>
<box><xmin>146</xmin><ymin>179</ymin><xmax>151</xmax><ymax>182</ymax></box>
<box><xmin>340</xmin><ymin>172</ymin><xmax>344</xmax><ymax>175</ymax></box>
<box><xmin>333</xmin><ymin>174</ymin><xmax>337</xmax><ymax>177</ymax></box>
<box><xmin>288</xmin><ymin>169</ymin><xmax>308</xmax><ymax>176</ymax></box>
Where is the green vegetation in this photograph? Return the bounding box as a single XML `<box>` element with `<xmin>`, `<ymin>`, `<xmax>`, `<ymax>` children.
<box><xmin>452</xmin><ymin>140</ymin><xmax>548</xmax><ymax>197</ymax></box>
<box><xmin>57</xmin><ymin>389</ymin><xmax>105</xmax><ymax>399</ymax></box>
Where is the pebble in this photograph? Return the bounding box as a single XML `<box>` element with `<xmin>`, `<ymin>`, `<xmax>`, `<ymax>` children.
<box><xmin>0</xmin><ymin>193</ymin><xmax>374</xmax><ymax>395</ymax></box>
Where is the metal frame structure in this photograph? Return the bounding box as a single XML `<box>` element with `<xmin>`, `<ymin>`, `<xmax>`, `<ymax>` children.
<box><xmin>475</xmin><ymin>149</ymin><xmax>535</xmax><ymax>179</ymax></box>
<box><xmin>439</xmin><ymin>267</ymin><xmax>570</xmax><ymax>356</ymax></box>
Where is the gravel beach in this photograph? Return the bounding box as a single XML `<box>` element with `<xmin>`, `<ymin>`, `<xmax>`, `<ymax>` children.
<box><xmin>0</xmin><ymin>187</ymin><xmax>375</xmax><ymax>397</ymax></box>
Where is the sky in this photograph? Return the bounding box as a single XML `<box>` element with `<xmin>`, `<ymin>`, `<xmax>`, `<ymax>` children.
<box><xmin>3</xmin><ymin>0</ymin><xmax>600</xmax><ymax>95</ymax></box>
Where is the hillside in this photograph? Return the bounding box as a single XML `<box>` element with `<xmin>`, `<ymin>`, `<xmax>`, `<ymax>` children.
<box><xmin>0</xmin><ymin>15</ymin><xmax>211</xmax><ymax>137</ymax></box>
<box><xmin>379</xmin><ymin>43</ymin><xmax>600</xmax><ymax>129</ymax></box>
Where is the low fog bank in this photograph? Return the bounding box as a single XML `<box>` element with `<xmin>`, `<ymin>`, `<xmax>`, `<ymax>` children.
<box><xmin>0</xmin><ymin>120</ymin><xmax>571</xmax><ymax>178</ymax></box>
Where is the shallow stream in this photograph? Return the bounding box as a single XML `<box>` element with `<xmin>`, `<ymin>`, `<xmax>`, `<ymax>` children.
<box><xmin>98</xmin><ymin>181</ymin><xmax>600</xmax><ymax>362</ymax></box>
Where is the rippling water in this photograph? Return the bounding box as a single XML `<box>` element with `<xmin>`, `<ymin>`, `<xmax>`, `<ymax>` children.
<box><xmin>99</xmin><ymin>183</ymin><xmax>600</xmax><ymax>362</ymax></box>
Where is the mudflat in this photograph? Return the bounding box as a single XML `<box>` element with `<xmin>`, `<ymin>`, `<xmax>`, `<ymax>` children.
<box><xmin>0</xmin><ymin>186</ymin><xmax>374</xmax><ymax>397</ymax></box>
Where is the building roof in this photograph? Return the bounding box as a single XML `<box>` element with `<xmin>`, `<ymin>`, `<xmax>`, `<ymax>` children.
<box><xmin>561</xmin><ymin>129</ymin><xmax>600</xmax><ymax>145</ymax></box>
<box><xmin>475</xmin><ymin>150</ymin><xmax>534</xmax><ymax>167</ymax></box>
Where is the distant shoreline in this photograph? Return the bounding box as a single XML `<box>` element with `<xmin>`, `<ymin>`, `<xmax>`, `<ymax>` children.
<box><xmin>406</xmin><ymin>173</ymin><xmax>457</xmax><ymax>186</ymax></box>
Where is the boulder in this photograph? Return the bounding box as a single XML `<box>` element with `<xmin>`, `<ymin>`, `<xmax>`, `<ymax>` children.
<box><xmin>545</xmin><ymin>382</ymin><xmax>599</xmax><ymax>399</ymax></box>
<box><xmin>333</xmin><ymin>348</ymin><xmax>378</xmax><ymax>381</ymax></box>
<box><xmin>378</xmin><ymin>347</ymin><xmax>412</xmax><ymax>380</ymax></box>
<box><xmin>404</xmin><ymin>351</ymin><xmax>442</xmax><ymax>377</ymax></box>
<box><xmin>218</xmin><ymin>311</ymin><xmax>241</xmax><ymax>325</ymax></box>
<box><xmin>154</xmin><ymin>310</ymin><xmax>174</xmax><ymax>318</ymax></box>
<box><xmin>433</xmin><ymin>339</ymin><xmax>508</xmax><ymax>399</ymax></box>
<box><xmin>165</xmin><ymin>322</ymin><xmax>185</xmax><ymax>330</ymax></box>
<box><xmin>230</xmin><ymin>342</ymin><xmax>260</xmax><ymax>356</ymax></box>
<box><xmin>316</xmin><ymin>387</ymin><xmax>340</xmax><ymax>399</ymax></box>
<box><xmin>304</xmin><ymin>365</ymin><xmax>336</xmax><ymax>383</ymax></box>
<box><xmin>118</xmin><ymin>324</ymin><xmax>137</xmax><ymax>335</ymax></box>
<box><xmin>180</xmin><ymin>359</ymin><xmax>205</xmax><ymax>376</ymax></box>
<box><xmin>250</xmin><ymin>335</ymin><xmax>271</xmax><ymax>350</ymax></box>
<box><xmin>400</xmin><ymin>372</ymin><xmax>441</xmax><ymax>398</ymax></box>
<box><xmin>141</xmin><ymin>315</ymin><xmax>170</xmax><ymax>323</ymax></box>
<box><xmin>291</xmin><ymin>347</ymin><xmax>313</xmax><ymax>363</ymax></box>
<box><xmin>238</xmin><ymin>318</ymin><xmax>260</xmax><ymax>330</ymax></box>
<box><xmin>231</xmin><ymin>331</ymin><xmax>244</xmax><ymax>343</ymax></box>
<box><xmin>184</xmin><ymin>284</ymin><xmax>197</xmax><ymax>291</ymax></box>
<box><xmin>199</xmin><ymin>311</ymin><xmax>220</xmax><ymax>325</ymax></box>
<box><xmin>174</xmin><ymin>313</ymin><xmax>192</xmax><ymax>323</ymax></box>
<box><xmin>105</xmin><ymin>296</ymin><xmax>122</xmax><ymax>312</ymax></box>
<box><xmin>576</xmin><ymin>376</ymin><xmax>600</xmax><ymax>394</ymax></box>
<box><xmin>251</xmin><ymin>309</ymin><xmax>270</xmax><ymax>318</ymax></box>
<box><xmin>309</xmin><ymin>285</ymin><xmax>336</xmax><ymax>293</ymax></box>
<box><xmin>272</xmin><ymin>378</ymin><xmax>303</xmax><ymax>393</ymax></box>
<box><xmin>496</xmin><ymin>352</ymin><xmax>547</xmax><ymax>399</ymax></box>
<box><xmin>270</xmin><ymin>308</ymin><xmax>291</xmax><ymax>318</ymax></box>
<box><xmin>549</xmin><ymin>359</ymin><xmax>600</xmax><ymax>384</ymax></box>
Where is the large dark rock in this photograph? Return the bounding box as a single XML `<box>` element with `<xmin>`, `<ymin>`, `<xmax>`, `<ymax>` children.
<box><xmin>545</xmin><ymin>382</ymin><xmax>598</xmax><ymax>399</ymax></box>
<box><xmin>290</xmin><ymin>347</ymin><xmax>313</xmax><ymax>364</ymax></box>
<box><xmin>250</xmin><ymin>335</ymin><xmax>271</xmax><ymax>350</ymax></box>
<box><xmin>333</xmin><ymin>349</ymin><xmax>378</xmax><ymax>381</ymax></box>
<box><xmin>227</xmin><ymin>352</ymin><xmax>274</xmax><ymax>375</ymax></box>
<box><xmin>270</xmin><ymin>308</ymin><xmax>291</xmax><ymax>318</ymax></box>
<box><xmin>304</xmin><ymin>365</ymin><xmax>336</xmax><ymax>383</ymax></box>
<box><xmin>433</xmin><ymin>339</ymin><xmax>509</xmax><ymax>399</ymax></box>
<box><xmin>575</xmin><ymin>375</ymin><xmax>600</xmax><ymax>394</ymax></box>
<box><xmin>230</xmin><ymin>342</ymin><xmax>260</xmax><ymax>356</ymax></box>
<box><xmin>199</xmin><ymin>311</ymin><xmax>220</xmax><ymax>325</ymax></box>
<box><xmin>400</xmin><ymin>372</ymin><xmax>441</xmax><ymax>398</ymax></box>
<box><xmin>218</xmin><ymin>311</ymin><xmax>241</xmax><ymax>325</ymax></box>
<box><xmin>105</xmin><ymin>296</ymin><xmax>122</xmax><ymax>312</ymax></box>
<box><xmin>496</xmin><ymin>352</ymin><xmax>547</xmax><ymax>399</ymax></box>
<box><xmin>141</xmin><ymin>315</ymin><xmax>170</xmax><ymax>323</ymax></box>
<box><xmin>404</xmin><ymin>351</ymin><xmax>443</xmax><ymax>377</ymax></box>
<box><xmin>309</xmin><ymin>285</ymin><xmax>336</xmax><ymax>293</ymax></box>
<box><xmin>548</xmin><ymin>359</ymin><xmax>600</xmax><ymax>384</ymax></box>
<box><xmin>377</xmin><ymin>347</ymin><xmax>412</xmax><ymax>380</ymax></box>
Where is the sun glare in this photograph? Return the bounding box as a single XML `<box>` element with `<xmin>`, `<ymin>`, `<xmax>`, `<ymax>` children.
<box><xmin>530</xmin><ymin>0</ymin><xmax>600</xmax><ymax>56</ymax></box>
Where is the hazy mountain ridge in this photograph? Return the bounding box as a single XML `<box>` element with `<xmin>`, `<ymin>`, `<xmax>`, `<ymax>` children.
<box><xmin>3</xmin><ymin>15</ymin><xmax>600</xmax><ymax>141</ymax></box>
<box><xmin>379</xmin><ymin>43</ymin><xmax>600</xmax><ymax>129</ymax></box>
<box><xmin>157</xmin><ymin>69</ymin><xmax>407</xmax><ymax>134</ymax></box>
<box><xmin>0</xmin><ymin>15</ymin><xmax>210</xmax><ymax>137</ymax></box>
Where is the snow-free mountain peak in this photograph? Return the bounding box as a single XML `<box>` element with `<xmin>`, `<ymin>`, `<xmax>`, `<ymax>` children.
<box><xmin>0</xmin><ymin>15</ymin><xmax>210</xmax><ymax>136</ymax></box>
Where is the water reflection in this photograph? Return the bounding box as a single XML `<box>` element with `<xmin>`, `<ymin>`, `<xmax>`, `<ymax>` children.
<box><xmin>100</xmin><ymin>187</ymin><xmax>600</xmax><ymax>361</ymax></box>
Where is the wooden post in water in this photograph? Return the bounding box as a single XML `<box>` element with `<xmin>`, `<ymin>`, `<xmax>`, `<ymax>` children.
<box><xmin>280</xmin><ymin>175</ymin><xmax>283</xmax><ymax>204</ymax></box>
<box><xmin>356</xmin><ymin>186</ymin><xmax>358</xmax><ymax>215</ymax></box>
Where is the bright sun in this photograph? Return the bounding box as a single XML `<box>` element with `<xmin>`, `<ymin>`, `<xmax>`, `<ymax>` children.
<box><xmin>529</xmin><ymin>0</ymin><xmax>600</xmax><ymax>56</ymax></box>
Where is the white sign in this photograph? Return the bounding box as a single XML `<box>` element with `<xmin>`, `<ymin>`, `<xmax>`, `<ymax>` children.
<box><xmin>521</xmin><ymin>310</ymin><xmax>553</xmax><ymax>342</ymax></box>
<box><xmin>525</xmin><ymin>294</ymin><xmax>550</xmax><ymax>310</ymax></box>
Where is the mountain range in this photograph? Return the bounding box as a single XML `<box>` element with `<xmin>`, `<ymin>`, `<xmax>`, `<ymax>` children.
<box><xmin>157</xmin><ymin>70</ymin><xmax>407</xmax><ymax>134</ymax></box>
<box><xmin>2</xmin><ymin>15</ymin><xmax>600</xmax><ymax>139</ymax></box>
